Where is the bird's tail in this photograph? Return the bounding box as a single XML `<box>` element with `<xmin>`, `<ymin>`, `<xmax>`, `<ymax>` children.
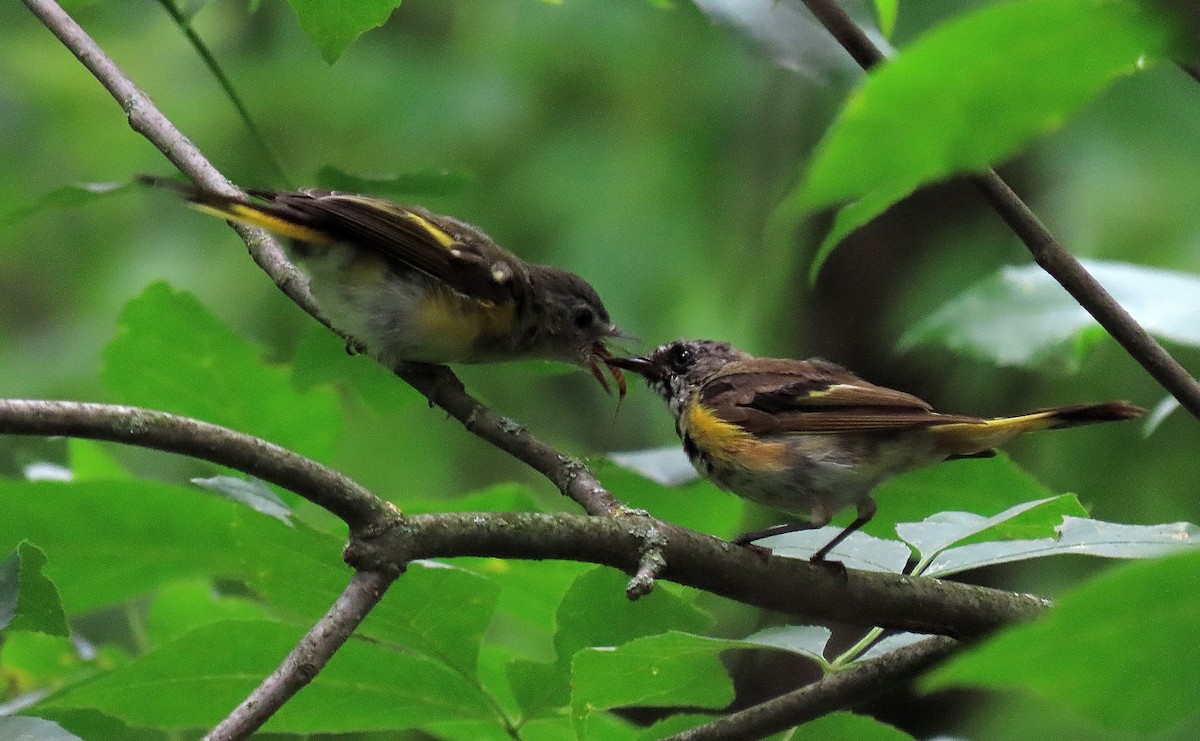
<box><xmin>930</xmin><ymin>401</ymin><xmax>1143</xmax><ymax>457</ymax></box>
<box><xmin>136</xmin><ymin>175</ymin><xmax>329</xmax><ymax>244</ymax></box>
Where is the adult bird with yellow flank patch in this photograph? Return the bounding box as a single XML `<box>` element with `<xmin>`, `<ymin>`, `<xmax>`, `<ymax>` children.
<box><xmin>139</xmin><ymin>176</ymin><xmax>625</xmax><ymax>392</ymax></box>
<box><xmin>610</xmin><ymin>339</ymin><xmax>1143</xmax><ymax>563</ymax></box>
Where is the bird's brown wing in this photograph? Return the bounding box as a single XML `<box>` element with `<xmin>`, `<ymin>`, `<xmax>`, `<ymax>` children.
<box><xmin>248</xmin><ymin>189</ymin><xmax>520</xmax><ymax>303</ymax></box>
<box><xmin>699</xmin><ymin>358</ymin><xmax>983</xmax><ymax>435</ymax></box>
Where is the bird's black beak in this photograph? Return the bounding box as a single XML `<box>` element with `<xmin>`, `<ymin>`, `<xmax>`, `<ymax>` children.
<box><xmin>606</xmin><ymin>355</ymin><xmax>665</xmax><ymax>384</ymax></box>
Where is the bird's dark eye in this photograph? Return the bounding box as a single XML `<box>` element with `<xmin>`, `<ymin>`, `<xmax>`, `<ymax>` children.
<box><xmin>572</xmin><ymin>307</ymin><xmax>595</xmax><ymax>330</ymax></box>
<box><xmin>668</xmin><ymin>344</ymin><xmax>694</xmax><ymax>371</ymax></box>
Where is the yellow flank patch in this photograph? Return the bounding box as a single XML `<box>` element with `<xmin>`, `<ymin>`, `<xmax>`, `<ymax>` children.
<box><xmin>402</xmin><ymin>212</ymin><xmax>457</xmax><ymax>248</ymax></box>
<box><xmin>191</xmin><ymin>203</ymin><xmax>331</xmax><ymax>244</ymax></box>
<box><xmin>416</xmin><ymin>291</ymin><xmax>483</xmax><ymax>356</ymax></box>
<box><xmin>685</xmin><ymin>402</ymin><xmax>789</xmax><ymax>471</ymax></box>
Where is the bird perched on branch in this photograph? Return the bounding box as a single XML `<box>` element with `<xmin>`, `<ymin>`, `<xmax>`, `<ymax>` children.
<box><xmin>610</xmin><ymin>339</ymin><xmax>1142</xmax><ymax>562</ymax></box>
<box><xmin>139</xmin><ymin>176</ymin><xmax>625</xmax><ymax>393</ymax></box>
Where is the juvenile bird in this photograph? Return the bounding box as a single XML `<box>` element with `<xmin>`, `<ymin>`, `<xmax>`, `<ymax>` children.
<box><xmin>139</xmin><ymin>176</ymin><xmax>624</xmax><ymax>392</ymax></box>
<box><xmin>610</xmin><ymin>339</ymin><xmax>1142</xmax><ymax>562</ymax></box>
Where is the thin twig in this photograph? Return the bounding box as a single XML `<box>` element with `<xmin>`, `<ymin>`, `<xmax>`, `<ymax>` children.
<box><xmin>153</xmin><ymin>0</ymin><xmax>294</xmax><ymax>189</ymax></box>
<box><xmin>203</xmin><ymin>569</ymin><xmax>395</xmax><ymax>741</ymax></box>
<box><xmin>663</xmin><ymin>636</ymin><xmax>959</xmax><ymax>740</ymax></box>
<box><xmin>21</xmin><ymin>0</ymin><xmax>627</xmax><ymax>517</ymax></box>
<box><xmin>800</xmin><ymin>0</ymin><xmax>1200</xmax><ymax>422</ymax></box>
<box><xmin>0</xmin><ymin>398</ymin><xmax>394</xmax><ymax>531</ymax></box>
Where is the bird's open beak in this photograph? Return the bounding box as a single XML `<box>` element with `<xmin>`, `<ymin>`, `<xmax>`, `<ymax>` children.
<box><xmin>605</xmin><ymin>355</ymin><xmax>664</xmax><ymax>384</ymax></box>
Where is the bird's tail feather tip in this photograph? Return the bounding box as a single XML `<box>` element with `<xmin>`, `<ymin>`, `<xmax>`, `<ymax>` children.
<box><xmin>1045</xmin><ymin>401</ymin><xmax>1144</xmax><ymax>428</ymax></box>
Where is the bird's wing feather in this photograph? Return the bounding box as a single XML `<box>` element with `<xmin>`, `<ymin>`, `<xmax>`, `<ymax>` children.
<box><xmin>250</xmin><ymin>190</ymin><xmax>520</xmax><ymax>303</ymax></box>
<box><xmin>700</xmin><ymin>359</ymin><xmax>982</xmax><ymax>435</ymax></box>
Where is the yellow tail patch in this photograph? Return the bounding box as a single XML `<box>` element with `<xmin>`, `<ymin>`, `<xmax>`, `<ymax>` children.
<box><xmin>931</xmin><ymin>410</ymin><xmax>1070</xmax><ymax>456</ymax></box>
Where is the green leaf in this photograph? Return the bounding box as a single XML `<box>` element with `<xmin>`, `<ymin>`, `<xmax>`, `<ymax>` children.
<box><xmin>0</xmin><ymin>542</ymin><xmax>69</xmax><ymax>636</ymax></box>
<box><xmin>509</xmin><ymin>567</ymin><xmax>711</xmax><ymax>718</ymax></box>
<box><xmin>571</xmin><ymin>632</ymin><xmax>737</xmax><ymax>718</ymax></box>
<box><xmin>145</xmin><ymin>580</ymin><xmax>268</xmax><ymax>647</ymax></box>
<box><xmin>864</xmin><ymin>453</ymin><xmax>1060</xmax><ymax>539</ymax></box>
<box><xmin>0</xmin><ymin>181</ymin><xmax>127</xmax><ymax>228</ymax></box>
<box><xmin>761</xmin><ymin>528</ymin><xmax>913</xmax><ymax>571</ymax></box>
<box><xmin>290</xmin><ymin>325</ymin><xmax>423</xmax><ymax>415</ymax></box>
<box><xmin>607</xmin><ymin>446</ymin><xmax>698</xmax><ymax>487</ymax></box>
<box><xmin>12</xmin><ymin>710</ymin><xmax>163</xmax><ymax>741</ymax></box>
<box><xmin>741</xmin><ymin>624</ymin><xmax>832</xmax><ymax>667</ymax></box>
<box><xmin>286</xmin><ymin>0</ymin><xmax>404</xmax><ymax>63</ymax></box>
<box><xmin>44</xmin><ymin>620</ymin><xmax>499</xmax><ymax>733</ymax></box>
<box><xmin>923</xmin><ymin>516</ymin><xmax>1200</xmax><ymax>578</ymax></box>
<box><xmin>796</xmin><ymin>0</ymin><xmax>1171</xmax><ymax>271</ymax></box>
<box><xmin>896</xmin><ymin>495</ymin><xmax>1082</xmax><ymax>562</ymax></box>
<box><xmin>806</xmin><ymin>182</ymin><xmax>913</xmax><ymax>285</ymax></box>
<box><xmin>190</xmin><ymin>476</ymin><xmax>294</xmax><ymax>525</ymax></box>
<box><xmin>0</xmin><ymin>479</ymin><xmax>334</xmax><ymax>615</ymax></box>
<box><xmin>925</xmin><ymin>550</ymin><xmax>1200</xmax><ymax>733</ymax></box>
<box><xmin>261</xmin><ymin>559</ymin><xmax>501</xmax><ymax>677</ymax></box>
<box><xmin>315</xmin><ymin>165</ymin><xmax>475</xmax><ymax>197</ymax></box>
<box><xmin>102</xmin><ymin>282</ymin><xmax>342</xmax><ymax>462</ymax></box>
<box><xmin>789</xmin><ymin>712</ymin><xmax>917</xmax><ymax>740</ymax></box>
<box><xmin>0</xmin><ymin>717</ymin><xmax>85</xmax><ymax>741</ymax></box>
<box><xmin>0</xmin><ymin>480</ymin><xmax>500</xmax><ymax>677</ymax></box>
<box><xmin>591</xmin><ymin>460</ymin><xmax>745</xmax><ymax>539</ymax></box>
<box><xmin>67</xmin><ymin>439</ymin><xmax>129</xmax><ymax>481</ymax></box>
<box><xmin>874</xmin><ymin>0</ymin><xmax>898</xmax><ymax>39</ymax></box>
<box><xmin>899</xmin><ymin>260</ymin><xmax>1200</xmax><ymax>370</ymax></box>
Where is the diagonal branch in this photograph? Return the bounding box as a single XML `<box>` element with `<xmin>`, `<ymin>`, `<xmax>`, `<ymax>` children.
<box><xmin>20</xmin><ymin>0</ymin><xmax>626</xmax><ymax>517</ymax></box>
<box><xmin>800</xmin><ymin>0</ymin><xmax>1200</xmax><ymax>422</ymax></box>
<box><xmin>203</xmin><ymin>569</ymin><xmax>396</xmax><ymax>741</ymax></box>
<box><xmin>662</xmin><ymin>636</ymin><xmax>959</xmax><ymax>740</ymax></box>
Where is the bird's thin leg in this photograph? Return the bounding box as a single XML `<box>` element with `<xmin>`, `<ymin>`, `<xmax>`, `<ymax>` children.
<box><xmin>809</xmin><ymin>498</ymin><xmax>877</xmax><ymax>564</ymax></box>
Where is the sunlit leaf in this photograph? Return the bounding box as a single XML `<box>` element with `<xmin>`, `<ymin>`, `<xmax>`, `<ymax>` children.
<box><xmin>0</xmin><ymin>717</ymin><xmax>85</xmax><ymax>741</ymax></box>
<box><xmin>190</xmin><ymin>476</ymin><xmax>293</xmax><ymax>525</ymax></box>
<box><xmin>896</xmin><ymin>495</ymin><xmax>1078</xmax><ymax>561</ymax></box>
<box><xmin>761</xmin><ymin>528</ymin><xmax>912</xmax><ymax>572</ymax></box>
<box><xmin>899</xmin><ymin>260</ymin><xmax>1200</xmax><ymax>370</ymax></box>
<box><xmin>924</xmin><ymin>516</ymin><xmax>1200</xmax><ymax>578</ymax></box>
<box><xmin>607</xmin><ymin>446</ymin><xmax>699</xmax><ymax>487</ymax></box>
<box><xmin>797</xmin><ymin>0</ymin><xmax>1171</xmax><ymax>275</ymax></box>
<box><xmin>741</xmin><ymin>624</ymin><xmax>832</xmax><ymax>667</ymax></box>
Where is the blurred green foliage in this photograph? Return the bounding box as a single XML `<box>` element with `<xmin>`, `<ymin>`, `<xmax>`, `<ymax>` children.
<box><xmin>2</xmin><ymin>0</ymin><xmax>1200</xmax><ymax>739</ymax></box>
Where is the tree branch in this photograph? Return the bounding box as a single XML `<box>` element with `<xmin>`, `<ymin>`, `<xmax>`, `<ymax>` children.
<box><xmin>202</xmin><ymin>569</ymin><xmax>395</xmax><ymax>741</ymax></box>
<box><xmin>663</xmin><ymin>636</ymin><xmax>959</xmax><ymax>740</ymax></box>
<box><xmin>354</xmin><ymin>512</ymin><xmax>1049</xmax><ymax>637</ymax></box>
<box><xmin>0</xmin><ymin>398</ymin><xmax>394</xmax><ymax>532</ymax></box>
<box><xmin>800</xmin><ymin>0</ymin><xmax>1200</xmax><ymax>422</ymax></box>
<box><xmin>20</xmin><ymin>0</ymin><xmax>627</xmax><ymax>517</ymax></box>
<box><xmin>0</xmin><ymin>398</ymin><xmax>1041</xmax><ymax>634</ymax></box>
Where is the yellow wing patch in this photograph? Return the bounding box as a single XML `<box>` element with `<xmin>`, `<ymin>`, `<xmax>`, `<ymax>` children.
<box><xmin>401</xmin><ymin>212</ymin><xmax>457</xmax><ymax>249</ymax></box>
<box><xmin>684</xmin><ymin>402</ymin><xmax>789</xmax><ymax>471</ymax></box>
<box><xmin>191</xmin><ymin>202</ymin><xmax>331</xmax><ymax>244</ymax></box>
